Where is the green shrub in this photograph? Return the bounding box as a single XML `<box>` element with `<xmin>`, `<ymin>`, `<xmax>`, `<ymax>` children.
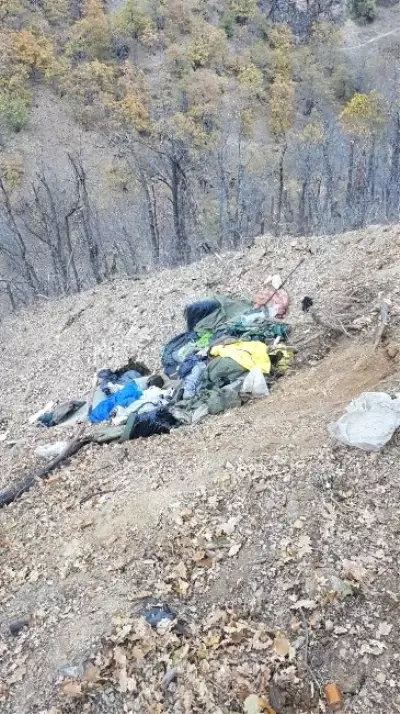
<box><xmin>0</xmin><ymin>95</ymin><xmax>30</xmax><ymax>131</ymax></box>
<box><xmin>220</xmin><ymin>9</ymin><xmax>235</xmax><ymax>38</ymax></box>
<box><xmin>227</xmin><ymin>0</ymin><xmax>257</xmax><ymax>24</ymax></box>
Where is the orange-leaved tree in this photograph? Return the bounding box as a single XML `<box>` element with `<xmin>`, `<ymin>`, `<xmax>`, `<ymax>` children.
<box><xmin>340</xmin><ymin>91</ymin><xmax>388</xmax><ymax>225</ymax></box>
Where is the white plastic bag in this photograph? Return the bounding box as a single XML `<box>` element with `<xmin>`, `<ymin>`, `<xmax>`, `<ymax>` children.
<box><xmin>265</xmin><ymin>274</ymin><xmax>283</xmax><ymax>290</ymax></box>
<box><xmin>35</xmin><ymin>441</ymin><xmax>69</xmax><ymax>459</ymax></box>
<box><xmin>241</xmin><ymin>367</ymin><xmax>269</xmax><ymax>398</ymax></box>
<box><xmin>329</xmin><ymin>392</ymin><xmax>400</xmax><ymax>451</ymax></box>
<box><xmin>346</xmin><ymin>392</ymin><xmax>400</xmax><ymax>414</ymax></box>
<box><xmin>271</xmin><ymin>274</ymin><xmax>283</xmax><ymax>290</ymax></box>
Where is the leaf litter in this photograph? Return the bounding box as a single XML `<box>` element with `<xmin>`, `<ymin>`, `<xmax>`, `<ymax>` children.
<box><xmin>2</xmin><ymin>228</ymin><xmax>400</xmax><ymax>712</ymax></box>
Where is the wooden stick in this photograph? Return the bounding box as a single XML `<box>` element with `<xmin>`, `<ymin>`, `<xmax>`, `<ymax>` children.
<box><xmin>263</xmin><ymin>257</ymin><xmax>305</xmax><ymax>308</ymax></box>
<box><xmin>0</xmin><ymin>435</ymin><xmax>93</xmax><ymax>508</ymax></box>
<box><xmin>374</xmin><ymin>298</ymin><xmax>391</xmax><ymax>349</ymax></box>
<box><xmin>0</xmin><ymin>368</ymin><xmax>99</xmax><ymax>509</ymax></box>
<box><xmin>294</xmin><ymin>330</ymin><xmax>325</xmax><ymax>347</ymax></box>
<box><xmin>309</xmin><ymin>310</ymin><xmax>362</xmax><ymax>336</ymax></box>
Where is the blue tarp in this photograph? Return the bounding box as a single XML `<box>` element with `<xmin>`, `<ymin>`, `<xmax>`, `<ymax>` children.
<box><xmin>89</xmin><ymin>382</ymin><xmax>143</xmax><ymax>424</ymax></box>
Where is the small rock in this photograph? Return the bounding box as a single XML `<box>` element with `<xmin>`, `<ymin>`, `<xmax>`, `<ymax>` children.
<box><xmin>334</xmin><ymin>626</ymin><xmax>348</xmax><ymax>635</ymax></box>
<box><xmin>161</xmin><ymin>667</ymin><xmax>178</xmax><ymax>691</ymax></box>
<box><xmin>141</xmin><ymin>603</ymin><xmax>175</xmax><ymax>628</ymax></box>
<box><xmin>293</xmin><ymin>635</ymin><xmax>305</xmax><ymax>650</ymax></box>
<box><xmin>9</xmin><ymin>618</ymin><xmax>30</xmax><ymax>636</ymax></box>
<box><xmin>386</xmin><ymin>343</ymin><xmax>399</xmax><ymax>360</ymax></box>
<box><xmin>58</xmin><ymin>664</ymin><xmax>85</xmax><ymax>680</ymax></box>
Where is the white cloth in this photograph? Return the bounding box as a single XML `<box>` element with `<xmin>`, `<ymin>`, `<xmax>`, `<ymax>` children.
<box><xmin>112</xmin><ymin>386</ymin><xmax>166</xmax><ymax>426</ymax></box>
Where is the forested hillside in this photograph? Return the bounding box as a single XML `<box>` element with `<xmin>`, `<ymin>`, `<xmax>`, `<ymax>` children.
<box><xmin>0</xmin><ymin>0</ymin><xmax>399</xmax><ymax>309</ymax></box>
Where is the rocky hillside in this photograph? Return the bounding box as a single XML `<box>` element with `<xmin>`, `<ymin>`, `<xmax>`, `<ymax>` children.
<box><xmin>1</xmin><ymin>225</ymin><xmax>400</xmax><ymax>713</ymax></box>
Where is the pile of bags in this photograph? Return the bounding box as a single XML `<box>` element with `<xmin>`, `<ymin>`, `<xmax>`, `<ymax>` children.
<box><xmin>31</xmin><ymin>284</ymin><xmax>295</xmax><ymax>446</ymax></box>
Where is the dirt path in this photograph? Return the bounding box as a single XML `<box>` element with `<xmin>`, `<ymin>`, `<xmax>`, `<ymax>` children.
<box><xmin>343</xmin><ymin>26</ymin><xmax>400</xmax><ymax>51</ymax></box>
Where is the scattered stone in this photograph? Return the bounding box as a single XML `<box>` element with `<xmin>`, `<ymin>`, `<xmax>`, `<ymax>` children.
<box><xmin>9</xmin><ymin>618</ymin><xmax>30</xmax><ymax>636</ymax></box>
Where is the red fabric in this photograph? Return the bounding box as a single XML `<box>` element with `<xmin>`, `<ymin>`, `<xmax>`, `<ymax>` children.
<box><xmin>253</xmin><ymin>287</ymin><xmax>289</xmax><ymax>318</ymax></box>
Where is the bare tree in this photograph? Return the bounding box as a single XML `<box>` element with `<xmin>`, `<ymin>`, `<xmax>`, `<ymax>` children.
<box><xmin>68</xmin><ymin>153</ymin><xmax>104</xmax><ymax>284</ymax></box>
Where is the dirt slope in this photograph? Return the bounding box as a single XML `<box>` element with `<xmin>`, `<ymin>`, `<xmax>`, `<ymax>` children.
<box><xmin>1</xmin><ymin>226</ymin><xmax>400</xmax><ymax>713</ymax></box>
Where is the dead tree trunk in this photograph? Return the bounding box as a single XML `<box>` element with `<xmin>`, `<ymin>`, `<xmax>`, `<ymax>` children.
<box><xmin>65</xmin><ymin>205</ymin><xmax>83</xmax><ymax>292</ymax></box>
<box><xmin>68</xmin><ymin>154</ymin><xmax>103</xmax><ymax>284</ymax></box>
<box><xmin>0</xmin><ymin>178</ymin><xmax>42</xmax><ymax>295</ymax></box>
<box><xmin>274</xmin><ymin>143</ymin><xmax>287</xmax><ymax>237</ymax></box>
<box><xmin>171</xmin><ymin>157</ymin><xmax>190</xmax><ymax>264</ymax></box>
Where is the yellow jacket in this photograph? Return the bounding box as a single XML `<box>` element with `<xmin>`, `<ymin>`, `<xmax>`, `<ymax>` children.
<box><xmin>210</xmin><ymin>341</ymin><xmax>271</xmax><ymax>374</ymax></box>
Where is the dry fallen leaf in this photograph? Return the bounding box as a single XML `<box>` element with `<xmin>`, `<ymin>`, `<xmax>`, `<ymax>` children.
<box><xmin>273</xmin><ymin>635</ymin><xmax>290</xmax><ymax>658</ymax></box>
<box><xmin>309</xmin><ymin>610</ymin><xmax>321</xmax><ymax>628</ymax></box>
<box><xmin>172</xmin><ymin>561</ymin><xmax>187</xmax><ymax>580</ymax></box>
<box><xmin>244</xmin><ymin>694</ymin><xmax>276</xmax><ymax>714</ymax></box>
<box><xmin>83</xmin><ymin>664</ymin><xmax>101</xmax><ymax>683</ymax></box>
<box><xmin>172</xmin><ymin>644</ymin><xmax>190</xmax><ymax>665</ymax></box>
<box><xmin>293</xmin><ymin>519</ymin><xmax>304</xmax><ymax>530</ymax></box>
<box><xmin>204</xmin><ymin>633</ymin><xmax>221</xmax><ymax>648</ymax></box>
<box><xmin>228</xmin><ymin>543</ymin><xmax>242</xmax><ymax>557</ymax></box>
<box><xmin>376</xmin><ymin>622</ymin><xmax>393</xmax><ymax>639</ymax></box>
<box><xmin>194</xmin><ymin>550</ymin><xmax>206</xmax><ymax>561</ymax></box>
<box><xmin>174</xmin><ymin>578</ymin><xmax>189</xmax><ymax>596</ymax></box>
<box><xmin>113</xmin><ymin>646</ymin><xmax>127</xmax><ymax>668</ymax></box>
<box><xmin>127</xmin><ymin>676</ymin><xmax>137</xmax><ymax>692</ymax></box>
<box><xmin>7</xmin><ymin>666</ymin><xmax>27</xmax><ymax>685</ymax></box>
<box><xmin>217</xmin><ymin>517</ymin><xmax>239</xmax><ymax>536</ymax></box>
<box><xmin>360</xmin><ymin>640</ymin><xmax>386</xmax><ymax>656</ymax></box>
<box><xmin>259</xmin><ymin>698</ymin><xmax>276</xmax><ymax>714</ymax></box>
<box><xmin>118</xmin><ymin>666</ymin><xmax>128</xmax><ymax>693</ymax></box>
<box><xmin>342</xmin><ymin>559</ymin><xmax>369</xmax><ymax>583</ymax></box>
<box><xmin>296</xmin><ymin>535</ymin><xmax>312</xmax><ymax>558</ymax></box>
<box><xmin>244</xmin><ymin>694</ymin><xmax>262</xmax><ymax>714</ymax></box>
<box><xmin>195</xmin><ymin>556</ymin><xmax>214</xmax><ymax>569</ymax></box>
<box><xmin>61</xmin><ymin>680</ymin><xmax>82</xmax><ymax>698</ymax></box>
<box><xmin>131</xmin><ymin>646</ymin><xmax>145</xmax><ymax>660</ymax></box>
<box><xmin>291</xmin><ymin>599</ymin><xmax>318</xmax><ymax>611</ymax></box>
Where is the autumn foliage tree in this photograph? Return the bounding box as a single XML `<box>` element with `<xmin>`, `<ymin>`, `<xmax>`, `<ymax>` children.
<box><xmin>339</xmin><ymin>91</ymin><xmax>387</xmax><ymax>226</ymax></box>
<box><xmin>67</xmin><ymin>0</ymin><xmax>111</xmax><ymax>61</ymax></box>
<box><xmin>1</xmin><ymin>0</ymin><xmax>400</xmax><ymax>311</ymax></box>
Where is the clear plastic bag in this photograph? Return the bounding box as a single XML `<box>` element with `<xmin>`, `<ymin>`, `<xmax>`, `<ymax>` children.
<box><xmin>241</xmin><ymin>367</ymin><xmax>269</xmax><ymax>398</ymax></box>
